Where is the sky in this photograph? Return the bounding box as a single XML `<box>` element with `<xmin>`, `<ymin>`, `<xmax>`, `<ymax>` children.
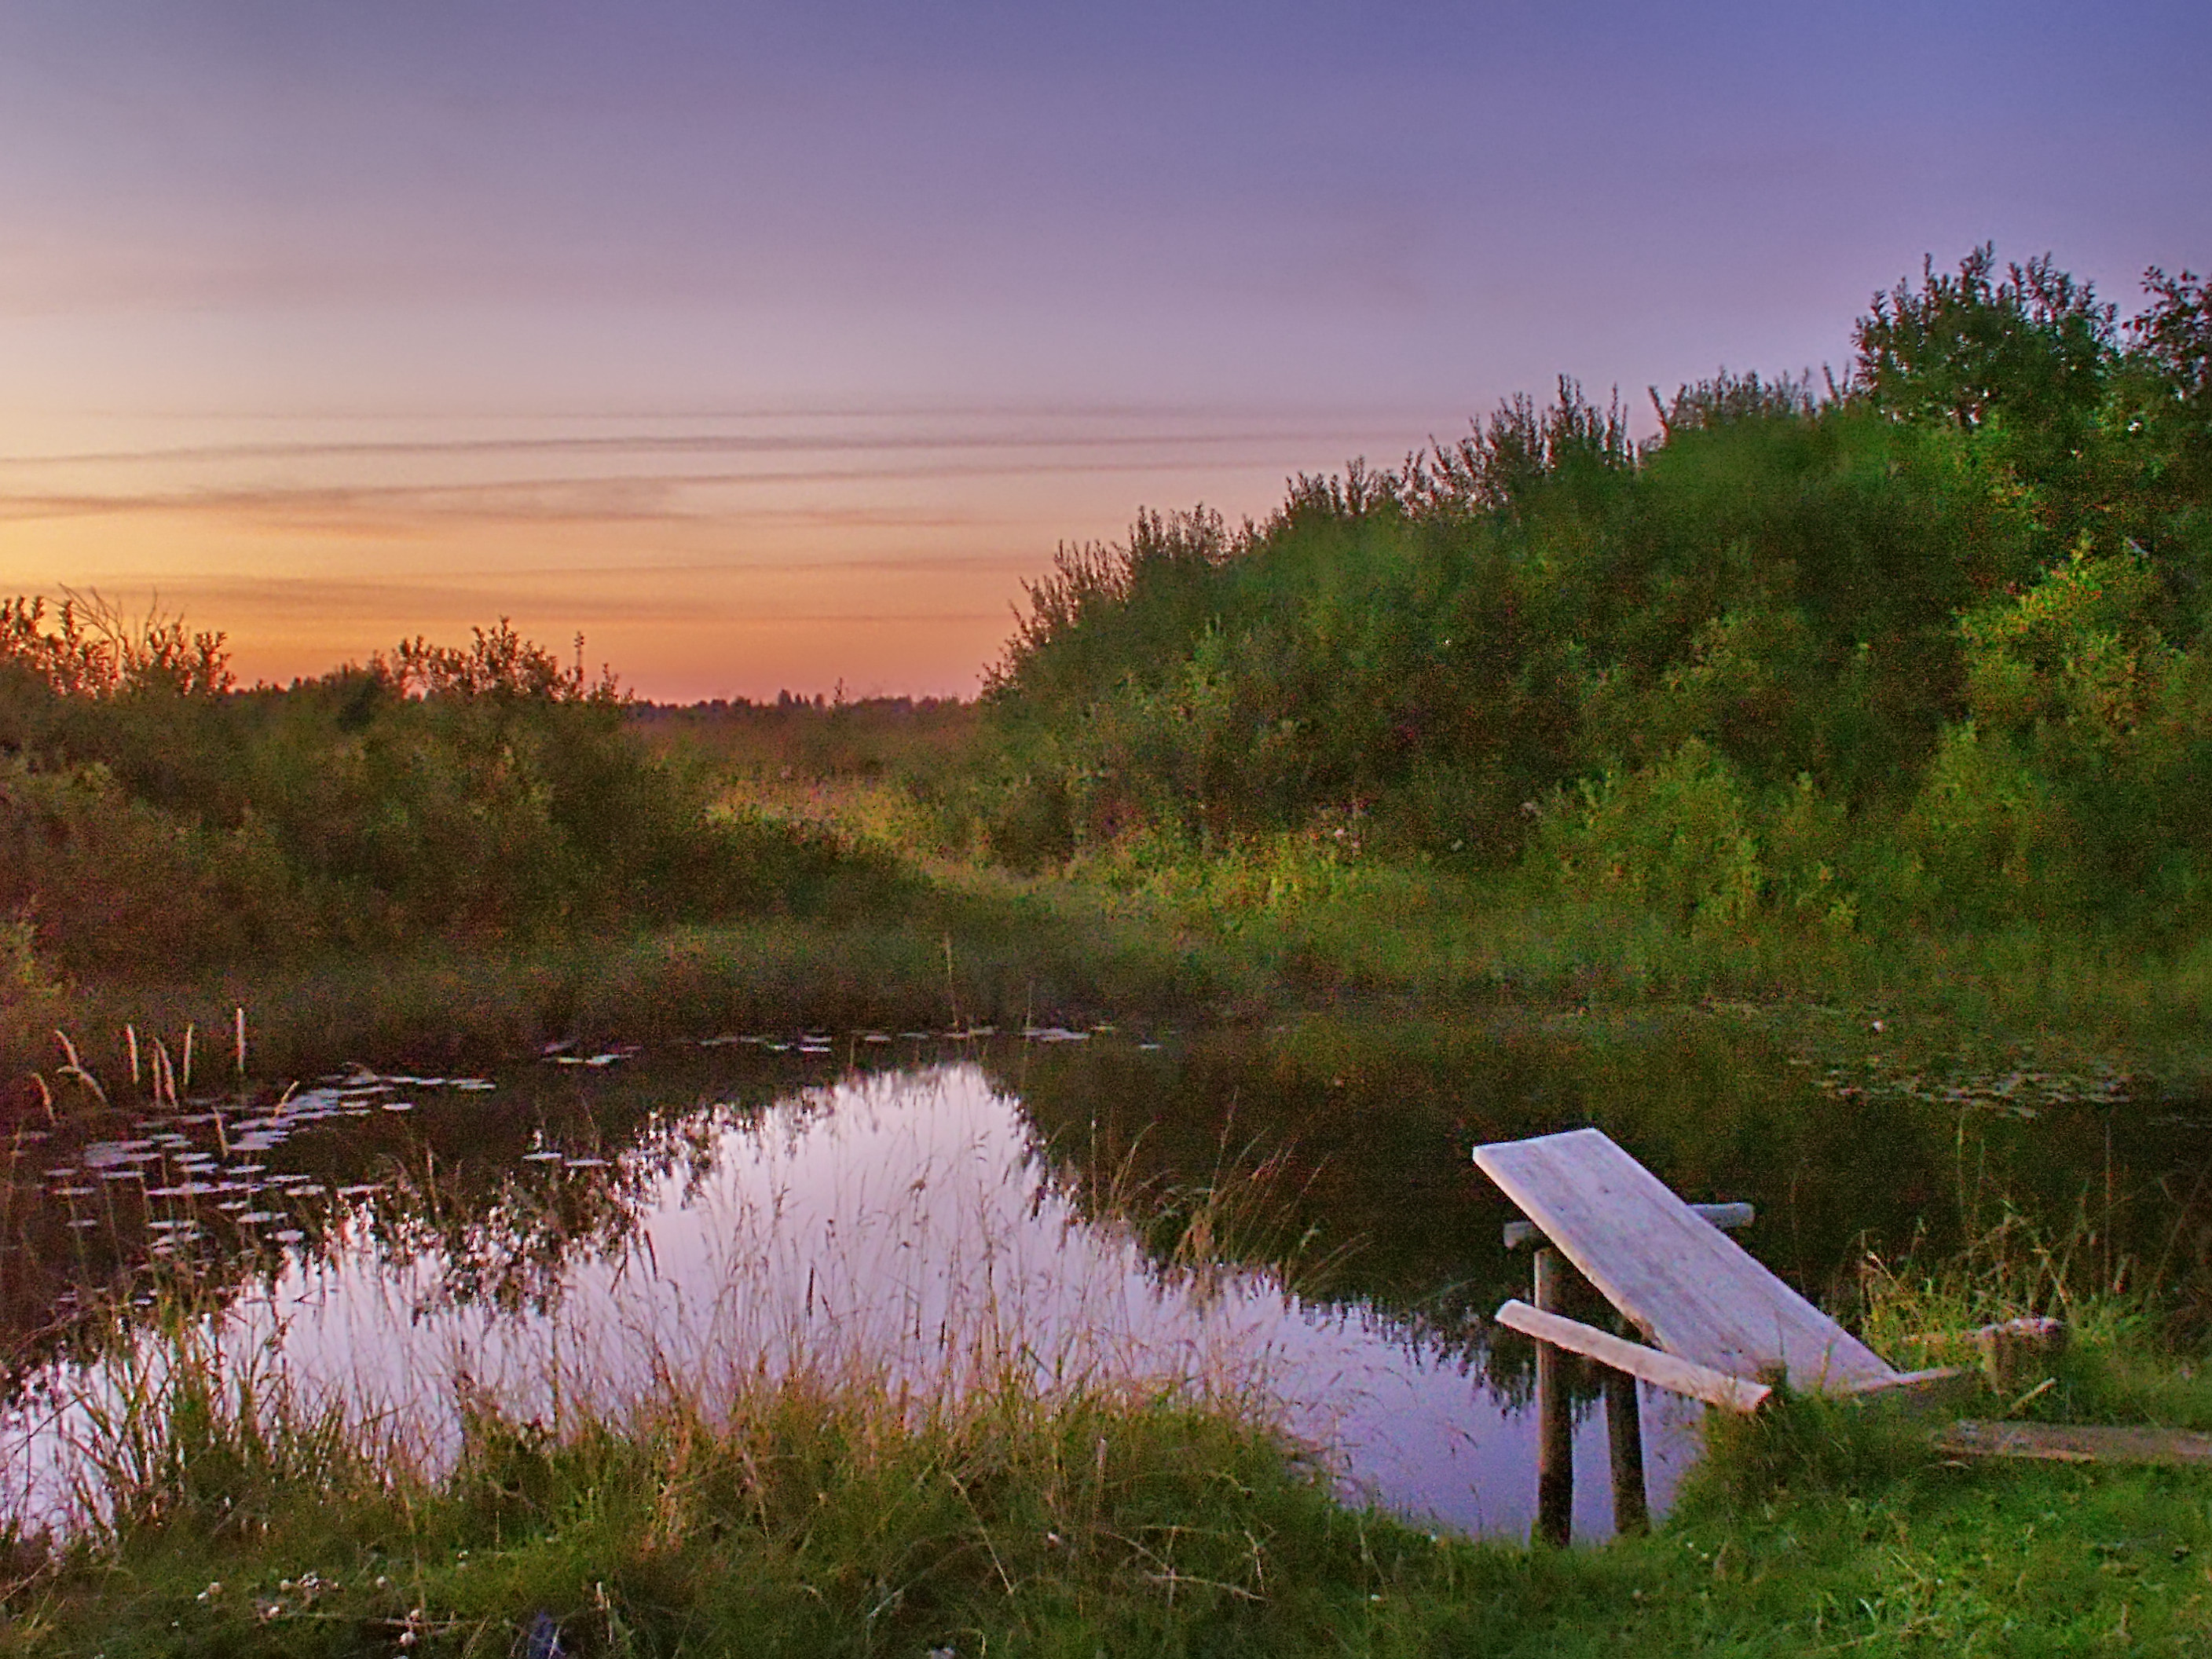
<box><xmin>2</xmin><ymin>2</ymin><xmax>2208</xmax><ymax>701</ymax></box>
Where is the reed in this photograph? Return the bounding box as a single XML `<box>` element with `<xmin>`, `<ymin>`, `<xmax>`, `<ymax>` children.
<box><xmin>18</xmin><ymin>1254</ymin><xmax>2212</xmax><ymax>1654</ymax></box>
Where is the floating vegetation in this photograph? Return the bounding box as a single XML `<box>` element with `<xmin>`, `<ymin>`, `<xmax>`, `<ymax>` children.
<box><xmin>1815</xmin><ymin>1057</ymin><xmax>2137</xmax><ymax>1119</ymax></box>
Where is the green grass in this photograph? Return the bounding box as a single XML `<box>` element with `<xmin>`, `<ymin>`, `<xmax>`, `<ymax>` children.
<box><xmin>11</xmin><ymin>1291</ymin><xmax>2212</xmax><ymax>1656</ymax></box>
<box><xmin>18</xmin><ymin>779</ymin><xmax>2212</xmax><ymax>1099</ymax></box>
<box><xmin>13</xmin><ymin>734</ymin><xmax>2212</xmax><ymax>1651</ymax></box>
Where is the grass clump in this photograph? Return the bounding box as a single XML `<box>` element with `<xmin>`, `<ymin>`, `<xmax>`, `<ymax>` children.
<box><xmin>1657</xmin><ymin>1246</ymin><xmax>2212</xmax><ymax>1655</ymax></box>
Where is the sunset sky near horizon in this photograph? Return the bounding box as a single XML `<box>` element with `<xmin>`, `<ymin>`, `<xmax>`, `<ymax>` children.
<box><xmin>4</xmin><ymin>2</ymin><xmax>2208</xmax><ymax>701</ymax></box>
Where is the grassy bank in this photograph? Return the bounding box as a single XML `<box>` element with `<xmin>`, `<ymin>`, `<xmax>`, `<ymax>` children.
<box><xmin>16</xmin><ymin>793</ymin><xmax>2212</xmax><ymax>1109</ymax></box>
<box><xmin>8</xmin><ymin>1273</ymin><xmax>2212</xmax><ymax>1656</ymax></box>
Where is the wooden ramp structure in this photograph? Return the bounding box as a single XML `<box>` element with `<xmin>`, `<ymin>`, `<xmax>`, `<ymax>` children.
<box><xmin>1478</xmin><ymin>1127</ymin><xmax>1959</xmax><ymax>1409</ymax></box>
<box><xmin>1475</xmin><ymin>1127</ymin><xmax>1964</xmax><ymax>1544</ymax></box>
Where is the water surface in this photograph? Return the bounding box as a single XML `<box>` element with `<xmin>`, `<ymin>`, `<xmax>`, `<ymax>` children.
<box><xmin>5</xmin><ymin>1012</ymin><xmax>2202</xmax><ymax>1541</ymax></box>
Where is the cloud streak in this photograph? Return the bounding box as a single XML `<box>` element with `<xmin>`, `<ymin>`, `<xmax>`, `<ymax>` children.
<box><xmin>0</xmin><ymin>419</ymin><xmax>1414</xmax><ymax>471</ymax></box>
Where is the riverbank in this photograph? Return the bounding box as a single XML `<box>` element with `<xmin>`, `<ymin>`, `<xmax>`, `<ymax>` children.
<box><xmin>9</xmin><ymin>1284</ymin><xmax>2211</xmax><ymax>1656</ymax></box>
<box><xmin>14</xmin><ymin>812</ymin><xmax>2212</xmax><ymax>1106</ymax></box>
<box><xmin>9</xmin><ymin>892</ymin><xmax>2212</xmax><ymax>1654</ymax></box>
<box><xmin>11</xmin><ymin>774</ymin><xmax>2212</xmax><ymax>1652</ymax></box>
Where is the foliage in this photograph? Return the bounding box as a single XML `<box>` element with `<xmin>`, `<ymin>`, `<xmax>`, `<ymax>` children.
<box><xmin>977</xmin><ymin>248</ymin><xmax>2212</xmax><ymax>948</ymax></box>
<box><xmin>18</xmin><ymin>1272</ymin><xmax>2212</xmax><ymax>1656</ymax></box>
<box><xmin>0</xmin><ymin>610</ymin><xmax>884</xmax><ymax>982</ymax></box>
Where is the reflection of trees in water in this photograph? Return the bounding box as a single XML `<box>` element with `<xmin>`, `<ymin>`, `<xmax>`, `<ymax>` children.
<box><xmin>9</xmin><ymin>1017</ymin><xmax>2207</xmax><ymax>1412</ymax></box>
<box><xmin>0</xmin><ymin>1051</ymin><xmax>844</xmax><ymax>1396</ymax></box>
<box><xmin>997</xmin><ymin>1013</ymin><xmax>2212</xmax><ymax>1395</ymax></box>
<box><xmin>362</xmin><ymin>1076</ymin><xmax>844</xmax><ymax>1317</ymax></box>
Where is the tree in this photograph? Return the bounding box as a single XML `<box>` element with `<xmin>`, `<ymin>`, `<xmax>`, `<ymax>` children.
<box><xmin>1853</xmin><ymin>244</ymin><xmax>2117</xmax><ymax>434</ymax></box>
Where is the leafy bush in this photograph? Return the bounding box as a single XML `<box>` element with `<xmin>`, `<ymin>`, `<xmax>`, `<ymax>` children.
<box><xmin>1537</xmin><ymin>741</ymin><xmax>1763</xmax><ymax>936</ymax></box>
<box><xmin>0</xmin><ymin>609</ymin><xmax>877</xmax><ymax>980</ymax></box>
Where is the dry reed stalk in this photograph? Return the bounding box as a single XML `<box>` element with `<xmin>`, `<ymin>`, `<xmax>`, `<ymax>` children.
<box><xmin>125</xmin><ymin>1025</ymin><xmax>140</xmax><ymax>1089</ymax></box>
<box><xmin>51</xmin><ymin>1031</ymin><xmax>108</xmax><ymax>1109</ymax></box>
<box><xmin>181</xmin><ymin>1024</ymin><xmax>193</xmax><ymax>1094</ymax></box>
<box><xmin>233</xmin><ymin>1007</ymin><xmax>246</xmax><ymax>1079</ymax></box>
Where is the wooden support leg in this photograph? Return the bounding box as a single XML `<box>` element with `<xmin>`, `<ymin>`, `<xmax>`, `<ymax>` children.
<box><xmin>1533</xmin><ymin>1247</ymin><xmax>1573</xmax><ymax>1547</ymax></box>
<box><xmin>1604</xmin><ymin>1362</ymin><xmax>1649</xmax><ymax>1536</ymax></box>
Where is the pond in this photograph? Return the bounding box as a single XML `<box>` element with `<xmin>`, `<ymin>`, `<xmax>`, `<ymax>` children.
<box><xmin>4</xmin><ymin>1011</ymin><xmax>2206</xmax><ymax>1543</ymax></box>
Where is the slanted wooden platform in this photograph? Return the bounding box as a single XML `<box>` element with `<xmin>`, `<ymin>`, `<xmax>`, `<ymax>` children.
<box><xmin>1477</xmin><ymin>1128</ymin><xmax>1960</xmax><ymax>1411</ymax></box>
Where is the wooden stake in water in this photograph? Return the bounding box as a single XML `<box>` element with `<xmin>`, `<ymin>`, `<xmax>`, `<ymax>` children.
<box><xmin>1533</xmin><ymin>1247</ymin><xmax>1574</xmax><ymax>1547</ymax></box>
<box><xmin>234</xmin><ymin>1006</ymin><xmax>247</xmax><ymax>1079</ymax></box>
<box><xmin>1605</xmin><ymin>1356</ymin><xmax>1649</xmax><ymax>1536</ymax></box>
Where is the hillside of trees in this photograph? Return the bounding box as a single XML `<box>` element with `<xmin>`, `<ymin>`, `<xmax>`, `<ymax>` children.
<box><xmin>980</xmin><ymin>249</ymin><xmax>2212</xmax><ymax>939</ymax></box>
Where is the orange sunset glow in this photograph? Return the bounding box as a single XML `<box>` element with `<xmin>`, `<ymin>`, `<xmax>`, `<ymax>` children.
<box><xmin>4</xmin><ymin>3</ymin><xmax>2203</xmax><ymax>699</ymax></box>
<box><xmin>0</xmin><ymin>406</ymin><xmax>1445</xmax><ymax>697</ymax></box>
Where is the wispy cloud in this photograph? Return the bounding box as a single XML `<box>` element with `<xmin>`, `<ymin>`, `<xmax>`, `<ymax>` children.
<box><xmin>0</xmin><ymin>419</ymin><xmax>1399</xmax><ymax>471</ymax></box>
<box><xmin>0</xmin><ymin>456</ymin><xmax>1297</xmax><ymax>526</ymax></box>
<box><xmin>0</xmin><ymin>408</ymin><xmax>1443</xmax><ymax>694</ymax></box>
<box><xmin>0</xmin><ymin>410</ymin><xmax>1423</xmax><ymax>533</ymax></box>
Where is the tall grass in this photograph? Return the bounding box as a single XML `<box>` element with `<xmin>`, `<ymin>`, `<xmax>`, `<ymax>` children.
<box><xmin>15</xmin><ymin>1292</ymin><xmax>1364</xmax><ymax>1654</ymax></box>
<box><xmin>23</xmin><ymin>1192</ymin><xmax>2212</xmax><ymax>1653</ymax></box>
<box><xmin>0</xmin><ymin>1066</ymin><xmax>1478</xmax><ymax>1656</ymax></box>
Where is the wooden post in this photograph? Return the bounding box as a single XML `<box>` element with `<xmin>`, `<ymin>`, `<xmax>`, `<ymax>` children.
<box><xmin>1977</xmin><ymin>1317</ymin><xmax>2067</xmax><ymax>1396</ymax></box>
<box><xmin>1533</xmin><ymin>1247</ymin><xmax>1573</xmax><ymax>1547</ymax></box>
<box><xmin>1604</xmin><ymin>1357</ymin><xmax>1649</xmax><ymax>1535</ymax></box>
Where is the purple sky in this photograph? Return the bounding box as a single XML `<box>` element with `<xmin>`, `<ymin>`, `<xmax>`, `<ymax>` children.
<box><xmin>2</xmin><ymin>1</ymin><xmax>2207</xmax><ymax>697</ymax></box>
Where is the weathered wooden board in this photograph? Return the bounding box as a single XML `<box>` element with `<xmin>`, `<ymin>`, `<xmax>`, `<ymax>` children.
<box><xmin>1838</xmin><ymin>1365</ymin><xmax>1974</xmax><ymax>1404</ymax></box>
<box><xmin>1495</xmin><ymin>1300</ymin><xmax>1769</xmax><ymax>1415</ymax></box>
<box><xmin>1495</xmin><ymin>1299</ymin><xmax>1772</xmax><ymax>1413</ymax></box>
<box><xmin>1936</xmin><ymin>1420</ymin><xmax>2212</xmax><ymax>1467</ymax></box>
<box><xmin>1476</xmin><ymin>1128</ymin><xmax>1894</xmax><ymax>1392</ymax></box>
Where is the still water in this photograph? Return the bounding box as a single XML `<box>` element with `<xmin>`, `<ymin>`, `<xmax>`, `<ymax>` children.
<box><xmin>3</xmin><ymin>1013</ymin><xmax>2203</xmax><ymax>1541</ymax></box>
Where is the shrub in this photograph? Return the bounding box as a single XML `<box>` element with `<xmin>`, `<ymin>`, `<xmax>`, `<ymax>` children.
<box><xmin>1538</xmin><ymin>740</ymin><xmax>1764</xmax><ymax>935</ymax></box>
<box><xmin>0</xmin><ymin>608</ymin><xmax>882</xmax><ymax>980</ymax></box>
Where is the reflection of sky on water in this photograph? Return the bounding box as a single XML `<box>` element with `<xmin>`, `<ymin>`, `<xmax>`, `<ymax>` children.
<box><xmin>7</xmin><ymin>1064</ymin><xmax>1700</xmax><ymax>1540</ymax></box>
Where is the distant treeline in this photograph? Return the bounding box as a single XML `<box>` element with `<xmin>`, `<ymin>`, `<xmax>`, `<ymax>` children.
<box><xmin>633</xmin><ymin>692</ymin><xmax>969</xmax><ymax>718</ymax></box>
<box><xmin>633</xmin><ymin>691</ymin><xmax>978</xmax><ymax>782</ymax></box>
<box><xmin>980</xmin><ymin>248</ymin><xmax>2212</xmax><ymax>936</ymax></box>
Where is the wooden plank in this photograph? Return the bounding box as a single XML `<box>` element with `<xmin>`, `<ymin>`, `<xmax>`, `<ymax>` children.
<box><xmin>1839</xmin><ymin>1365</ymin><xmax>1972</xmax><ymax>1399</ymax></box>
<box><xmin>1476</xmin><ymin>1129</ymin><xmax>1894</xmax><ymax>1391</ymax></box>
<box><xmin>1495</xmin><ymin>1299</ymin><xmax>1772</xmax><ymax>1414</ymax></box>
<box><xmin>1503</xmin><ymin>1201</ymin><xmax>1754</xmax><ymax>1251</ymax></box>
<box><xmin>1935</xmin><ymin>1420</ymin><xmax>2212</xmax><ymax>1467</ymax></box>
<box><xmin>1837</xmin><ymin>1366</ymin><xmax>1976</xmax><ymax>1419</ymax></box>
